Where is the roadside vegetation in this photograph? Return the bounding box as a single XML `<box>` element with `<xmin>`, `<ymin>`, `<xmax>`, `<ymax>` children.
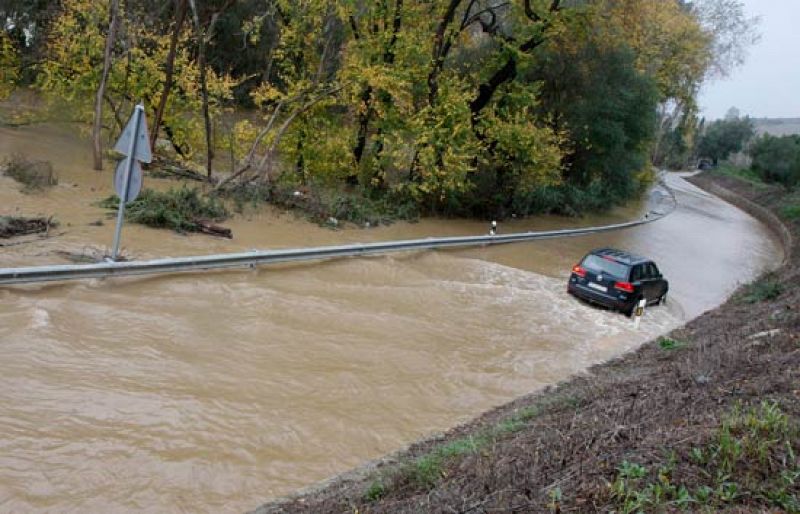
<box><xmin>713</xmin><ymin>162</ymin><xmax>768</xmax><ymax>186</ymax></box>
<box><xmin>226</xmin><ymin>181</ymin><xmax>419</xmax><ymax>227</ymax></box>
<box><xmin>609</xmin><ymin>401</ymin><xmax>799</xmax><ymax>513</ymax></box>
<box><xmin>1</xmin><ymin>0</ymin><xmax>756</xmax><ymax>223</ymax></box>
<box><xmin>750</xmin><ymin>133</ymin><xmax>800</xmax><ymax>188</ymax></box>
<box><xmin>98</xmin><ymin>188</ymin><xmax>229</xmax><ymax>235</ymax></box>
<box><xmin>1</xmin><ymin>153</ymin><xmax>57</xmax><ymax>192</ymax></box>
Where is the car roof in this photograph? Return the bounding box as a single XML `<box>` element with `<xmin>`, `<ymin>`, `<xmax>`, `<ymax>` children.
<box><xmin>588</xmin><ymin>248</ymin><xmax>650</xmax><ymax>266</ymax></box>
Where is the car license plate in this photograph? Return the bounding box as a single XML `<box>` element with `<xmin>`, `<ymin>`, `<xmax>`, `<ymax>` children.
<box><xmin>588</xmin><ymin>282</ymin><xmax>607</xmax><ymax>292</ymax></box>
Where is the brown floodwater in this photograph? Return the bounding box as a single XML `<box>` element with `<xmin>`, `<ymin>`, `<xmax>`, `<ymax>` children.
<box><xmin>0</xmin><ymin>123</ymin><xmax>783</xmax><ymax>513</ymax></box>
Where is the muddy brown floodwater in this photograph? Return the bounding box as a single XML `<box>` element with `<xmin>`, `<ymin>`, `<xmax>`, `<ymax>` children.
<box><xmin>0</xmin><ymin>123</ymin><xmax>783</xmax><ymax>513</ymax></box>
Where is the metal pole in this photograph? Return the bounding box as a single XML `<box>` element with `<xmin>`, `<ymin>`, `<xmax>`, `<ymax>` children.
<box><xmin>110</xmin><ymin>104</ymin><xmax>143</xmax><ymax>261</ymax></box>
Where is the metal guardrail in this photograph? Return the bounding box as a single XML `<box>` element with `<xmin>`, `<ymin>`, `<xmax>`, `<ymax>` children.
<box><xmin>0</xmin><ymin>182</ymin><xmax>676</xmax><ymax>286</ymax></box>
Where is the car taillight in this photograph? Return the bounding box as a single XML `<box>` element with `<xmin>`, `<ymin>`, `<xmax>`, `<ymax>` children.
<box><xmin>572</xmin><ymin>264</ymin><xmax>586</xmax><ymax>278</ymax></box>
<box><xmin>614</xmin><ymin>281</ymin><xmax>634</xmax><ymax>293</ymax></box>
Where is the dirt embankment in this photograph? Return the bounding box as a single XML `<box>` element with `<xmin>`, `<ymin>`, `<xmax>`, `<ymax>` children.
<box><xmin>254</xmin><ymin>172</ymin><xmax>799</xmax><ymax>514</ymax></box>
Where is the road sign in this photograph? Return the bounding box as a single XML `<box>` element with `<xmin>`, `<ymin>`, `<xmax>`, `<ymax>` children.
<box><xmin>110</xmin><ymin>104</ymin><xmax>149</xmax><ymax>261</ymax></box>
<box><xmin>113</xmin><ymin>105</ymin><xmax>152</xmax><ymax>163</ymax></box>
<box><xmin>114</xmin><ymin>158</ymin><xmax>142</xmax><ymax>203</ymax></box>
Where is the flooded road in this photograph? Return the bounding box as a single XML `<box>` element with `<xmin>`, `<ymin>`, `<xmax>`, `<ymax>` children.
<box><xmin>0</xmin><ymin>123</ymin><xmax>783</xmax><ymax>513</ymax></box>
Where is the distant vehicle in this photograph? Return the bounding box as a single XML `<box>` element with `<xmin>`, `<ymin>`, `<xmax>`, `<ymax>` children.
<box><xmin>567</xmin><ymin>248</ymin><xmax>669</xmax><ymax>316</ymax></box>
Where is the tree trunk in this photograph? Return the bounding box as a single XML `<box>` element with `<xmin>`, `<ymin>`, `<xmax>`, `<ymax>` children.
<box><xmin>427</xmin><ymin>0</ymin><xmax>463</xmax><ymax>106</ymax></box>
<box><xmin>198</xmin><ymin>38</ymin><xmax>214</xmax><ymax>179</ymax></box>
<box><xmin>352</xmin><ymin>0</ymin><xmax>403</xmax><ymax>168</ymax></box>
<box><xmin>469</xmin><ymin>55</ymin><xmax>517</xmax><ymax>124</ymax></box>
<box><xmin>150</xmin><ymin>0</ymin><xmax>187</xmax><ymax>151</ymax></box>
<box><xmin>188</xmin><ymin>0</ymin><xmax>227</xmax><ymax>180</ymax></box>
<box><xmin>92</xmin><ymin>0</ymin><xmax>120</xmax><ymax>171</ymax></box>
<box><xmin>353</xmin><ymin>85</ymin><xmax>373</xmax><ymax>165</ymax></box>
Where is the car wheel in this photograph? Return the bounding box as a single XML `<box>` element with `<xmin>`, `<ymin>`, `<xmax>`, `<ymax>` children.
<box><xmin>656</xmin><ymin>291</ymin><xmax>667</xmax><ymax>306</ymax></box>
<box><xmin>624</xmin><ymin>298</ymin><xmax>641</xmax><ymax>318</ymax></box>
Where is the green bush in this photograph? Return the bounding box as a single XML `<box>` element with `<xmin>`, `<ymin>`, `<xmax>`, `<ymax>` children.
<box><xmin>749</xmin><ymin>134</ymin><xmax>800</xmax><ymax>187</ymax></box>
<box><xmin>512</xmin><ymin>181</ymin><xmax>618</xmax><ymax>217</ymax></box>
<box><xmin>98</xmin><ymin>188</ymin><xmax>228</xmax><ymax>233</ymax></box>
<box><xmin>742</xmin><ymin>276</ymin><xmax>784</xmax><ymax>303</ymax></box>
<box><xmin>236</xmin><ymin>180</ymin><xmax>420</xmax><ymax>227</ymax></box>
<box><xmin>783</xmin><ymin>204</ymin><xmax>800</xmax><ymax>221</ymax></box>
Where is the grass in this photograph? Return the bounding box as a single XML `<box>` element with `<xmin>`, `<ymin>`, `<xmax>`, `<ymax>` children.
<box><xmin>658</xmin><ymin>337</ymin><xmax>687</xmax><ymax>351</ymax></box>
<box><xmin>361</xmin><ymin>397</ymin><xmax>581</xmax><ymax>502</ymax></box>
<box><xmin>741</xmin><ymin>274</ymin><xmax>784</xmax><ymax>303</ymax></box>
<box><xmin>494</xmin><ymin>406</ymin><xmax>540</xmax><ymax>434</ymax></box>
<box><xmin>610</xmin><ymin>401</ymin><xmax>799</xmax><ymax>513</ymax></box>
<box><xmin>2</xmin><ymin>153</ymin><xmax>57</xmax><ymax>192</ymax></box>
<box><xmin>781</xmin><ymin>190</ymin><xmax>800</xmax><ymax>221</ymax></box>
<box><xmin>404</xmin><ymin>434</ymin><xmax>490</xmax><ymax>488</ymax></box>
<box><xmin>784</xmin><ymin>204</ymin><xmax>800</xmax><ymax>221</ymax></box>
<box><xmin>98</xmin><ymin>187</ymin><xmax>229</xmax><ymax>233</ymax></box>
<box><xmin>363</xmin><ymin>410</ymin><xmax>535</xmax><ymax>501</ymax></box>
<box><xmin>713</xmin><ymin>163</ymin><xmax>767</xmax><ymax>187</ymax></box>
<box><xmin>363</xmin><ymin>480</ymin><xmax>387</xmax><ymax>502</ymax></box>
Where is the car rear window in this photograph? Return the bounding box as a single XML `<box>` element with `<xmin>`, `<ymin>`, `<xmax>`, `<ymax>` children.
<box><xmin>581</xmin><ymin>254</ymin><xmax>630</xmax><ymax>278</ymax></box>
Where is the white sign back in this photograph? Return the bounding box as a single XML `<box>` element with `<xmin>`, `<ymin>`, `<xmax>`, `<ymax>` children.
<box><xmin>114</xmin><ymin>158</ymin><xmax>143</xmax><ymax>203</ymax></box>
<box><xmin>113</xmin><ymin>107</ymin><xmax>153</xmax><ymax>163</ymax></box>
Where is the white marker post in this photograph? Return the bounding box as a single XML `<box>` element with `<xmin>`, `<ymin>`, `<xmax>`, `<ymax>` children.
<box><xmin>110</xmin><ymin>104</ymin><xmax>152</xmax><ymax>261</ymax></box>
<box><xmin>632</xmin><ymin>297</ymin><xmax>647</xmax><ymax>329</ymax></box>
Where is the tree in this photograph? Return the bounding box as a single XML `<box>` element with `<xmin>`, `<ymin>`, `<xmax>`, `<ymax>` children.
<box><xmin>24</xmin><ymin>0</ymin><xmax>755</xmax><ymax>218</ymax></box>
<box><xmin>0</xmin><ymin>0</ymin><xmax>57</xmax><ymax>85</ymax></box>
<box><xmin>187</xmin><ymin>0</ymin><xmax>233</xmax><ymax>179</ymax></box>
<box><xmin>37</xmin><ymin>0</ymin><xmax>235</xmax><ymax>167</ymax></box>
<box><xmin>150</xmin><ymin>0</ymin><xmax>188</xmax><ymax>152</ymax></box>
<box><xmin>92</xmin><ymin>0</ymin><xmax>120</xmax><ymax>170</ymax></box>
<box><xmin>697</xmin><ymin>115</ymin><xmax>755</xmax><ymax>165</ymax></box>
<box><xmin>0</xmin><ymin>30</ymin><xmax>20</xmax><ymax>100</ymax></box>
<box><xmin>535</xmin><ymin>35</ymin><xmax>659</xmax><ymax>200</ymax></box>
<box><xmin>691</xmin><ymin>0</ymin><xmax>760</xmax><ymax>79</ymax></box>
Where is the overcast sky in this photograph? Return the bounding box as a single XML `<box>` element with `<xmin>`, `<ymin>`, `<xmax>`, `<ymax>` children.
<box><xmin>698</xmin><ymin>0</ymin><xmax>800</xmax><ymax>120</ymax></box>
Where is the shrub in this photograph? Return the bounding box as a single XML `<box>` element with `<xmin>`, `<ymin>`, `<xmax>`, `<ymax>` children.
<box><xmin>98</xmin><ymin>188</ymin><xmax>228</xmax><ymax>233</ymax></box>
<box><xmin>0</xmin><ymin>216</ymin><xmax>57</xmax><ymax>238</ymax></box>
<box><xmin>742</xmin><ymin>276</ymin><xmax>784</xmax><ymax>303</ymax></box>
<box><xmin>610</xmin><ymin>401</ymin><xmax>798</xmax><ymax>513</ymax></box>
<box><xmin>226</xmin><ymin>180</ymin><xmax>420</xmax><ymax>227</ymax></box>
<box><xmin>2</xmin><ymin>153</ymin><xmax>57</xmax><ymax>191</ymax></box>
<box><xmin>783</xmin><ymin>204</ymin><xmax>800</xmax><ymax>221</ymax></box>
<box><xmin>749</xmin><ymin>134</ymin><xmax>800</xmax><ymax>187</ymax></box>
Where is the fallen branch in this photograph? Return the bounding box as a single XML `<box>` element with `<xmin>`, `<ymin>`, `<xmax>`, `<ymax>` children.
<box><xmin>195</xmin><ymin>219</ymin><xmax>232</xmax><ymax>238</ymax></box>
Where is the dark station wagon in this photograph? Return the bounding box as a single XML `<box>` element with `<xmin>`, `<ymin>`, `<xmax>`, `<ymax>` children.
<box><xmin>567</xmin><ymin>248</ymin><xmax>669</xmax><ymax>316</ymax></box>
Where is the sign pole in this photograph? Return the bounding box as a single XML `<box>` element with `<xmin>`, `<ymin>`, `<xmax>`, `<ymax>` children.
<box><xmin>110</xmin><ymin>104</ymin><xmax>143</xmax><ymax>261</ymax></box>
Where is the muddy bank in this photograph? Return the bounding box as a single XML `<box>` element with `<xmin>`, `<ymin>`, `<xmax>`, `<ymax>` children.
<box><xmin>254</xmin><ymin>172</ymin><xmax>799</xmax><ymax>513</ymax></box>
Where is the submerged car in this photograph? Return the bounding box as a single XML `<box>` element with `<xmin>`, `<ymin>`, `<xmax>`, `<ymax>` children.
<box><xmin>567</xmin><ymin>248</ymin><xmax>669</xmax><ymax>316</ymax></box>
